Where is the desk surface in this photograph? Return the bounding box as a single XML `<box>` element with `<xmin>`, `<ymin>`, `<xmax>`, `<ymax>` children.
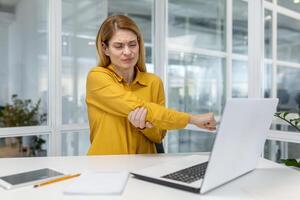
<box><xmin>0</xmin><ymin>153</ymin><xmax>300</xmax><ymax>200</ymax></box>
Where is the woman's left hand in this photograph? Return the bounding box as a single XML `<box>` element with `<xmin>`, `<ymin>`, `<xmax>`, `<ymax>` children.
<box><xmin>128</xmin><ymin>107</ymin><xmax>153</xmax><ymax>129</ymax></box>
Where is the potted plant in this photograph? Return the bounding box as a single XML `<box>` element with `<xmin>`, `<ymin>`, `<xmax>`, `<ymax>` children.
<box><xmin>0</xmin><ymin>94</ymin><xmax>47</xmax><ymax>156</ymax></box>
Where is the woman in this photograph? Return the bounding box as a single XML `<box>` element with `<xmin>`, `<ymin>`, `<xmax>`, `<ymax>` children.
<box><xmin>86</xmin><ymin>15</ymin><xmax>216</xmax><ymax>155</ymax></box>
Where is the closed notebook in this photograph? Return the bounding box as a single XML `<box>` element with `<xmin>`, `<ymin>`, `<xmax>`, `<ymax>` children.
<box><xmin>63</xmin><ymin>171</ymin><xmax>129</xmax><ymax>195</ymax></box>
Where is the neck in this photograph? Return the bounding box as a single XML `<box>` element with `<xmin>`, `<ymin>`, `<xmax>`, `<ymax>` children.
<box><xmin>113</xmin><ymin>65</ymin><xmax>135</xmax><ymax>84</ymax></box>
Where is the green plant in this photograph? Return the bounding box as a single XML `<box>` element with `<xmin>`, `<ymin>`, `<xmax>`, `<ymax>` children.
<box><xmin>274</xmin><ymin>112</ymin><xmax>300</xmax><ymax>132</ymax></box>
<box><xmin>280</xmin><ymin>159</ymin><xmax>300</xmax><ymax>168</ymax></box>
<box><xmin>0</xmin><ymin>94</ymin><xmax>47</xmax><ymax>153</ymax></box>
<box><xmin>274</xmin><ymin>111</ymin><xmax>300</xmax><ymax>168</ymax></box>
<box><xmin>0</xmin><ymin>94</ymin><xmax>46</xmax><ymax>127</ymax></box>
<box><xmin>30</xmin><ymin>136</ymin><xmax>46</xmax><ymax>156</ymax></box>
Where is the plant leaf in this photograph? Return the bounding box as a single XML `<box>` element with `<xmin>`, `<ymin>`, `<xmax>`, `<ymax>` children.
<box><xmin>283</xmin><ymin>112</ymin><xmax>289</xmax><ymax>118</ymax></box>
<box><xmin>274</xmin><ymin>112</ymin><xmax>281</xmax><ymax>117</ymax></box>
<box><xmin>282</xmin><ymin>159</ymin><xmax>299</xmax><ymax>167</ymax></box>
<box><xmin>290</xmin><ymin>118</ymin><xmax>300</xmax><ymax>126</ymax></box>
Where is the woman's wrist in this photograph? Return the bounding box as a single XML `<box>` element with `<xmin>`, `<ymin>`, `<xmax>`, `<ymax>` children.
<box><xmin>189</xmin><ymin>115</ymin><xmax>194</xmax><ymax>125</ymax></box>
<box><xmin>189</xmin><ymin>115</ymin><xmax>198</xmax><ymax>125</ymax></box>
<box><xmin>188</xmin><ymin>114</ymin><xmax>207</xmax><ymax>126</ymax></box>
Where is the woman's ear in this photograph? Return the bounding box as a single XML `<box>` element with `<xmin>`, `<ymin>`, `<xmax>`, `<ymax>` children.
<box><xmin>102</xmin><ymin>42</ymin><xmax>109</xmax><ymax>56</ymax></box>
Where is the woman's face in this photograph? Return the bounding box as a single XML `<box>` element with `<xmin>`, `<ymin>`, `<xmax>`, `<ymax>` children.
<box><xmin>104</xmin><ymin>29</ymin><xmax>139</xmax><ymax>71</ymax></box>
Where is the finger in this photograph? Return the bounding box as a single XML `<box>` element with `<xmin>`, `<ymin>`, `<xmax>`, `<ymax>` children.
<box><xmin>206</xmin><ymin>121</ymin><xmax>215</xmax><ymax>127</ymax></box>
<box><xmin>128</xmin><ymin>111</ymin><xmax>133</xmax><ymax>121</ymax></box>
<box><xmin>139</xmin><ymin>108</ymin><xmax>147</xmax><ymax>128</ymax></box>
<box><xmin>129</xmin><ymin>111</ymin><xmax>138</xmax><ymax>127</ymax></box>
<box><xmin>134</xmin><ymin>108</ymin><xmax>143</xmax><ymax>120</ymax></box>
<box><xmin>135</xmin><ymin>108</ymin><xmax>145</xmax><ymax>128</ymax></box>
<box><xmin>207</xmin><ymin>128</ymin><xmax>216</xmax><ymax>132</ymax></box>
<box><xmin>130</xmin><ymin>109</ymin><xmax>140</xmax><ymax>127</ymax></box>
<box><xmin>206</xmin><ymin>125</ymin><xmax>216</xmax><ymax>130</ymax></box>
<box><xmin>146</xmin><ymin>121</ymin><xmax>153</xmax><ymax>128</ymax></box>
<box><xmin>131</xmin><ymin>108</ymin><xmax>141</xmax><ymax>123</ymax></box>
<box><xmin>128</xmin><ymin>111</ymin><xmax>138</xmax><ymax>127</ymax></box>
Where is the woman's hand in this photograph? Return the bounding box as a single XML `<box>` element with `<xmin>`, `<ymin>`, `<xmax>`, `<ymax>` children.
<box><xmin>189</xmin><ymin>112</ymin><xmax>217</xmax><ymax>131</ymax></box>
<box><xmin>128</xmin><ymin>107</ymin><xmax>153</xmax><ymax>129</ymax></box>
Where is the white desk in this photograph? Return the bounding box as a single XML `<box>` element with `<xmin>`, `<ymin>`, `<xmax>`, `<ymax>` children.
<box><xmin>0</xmin><ymin>153</ymin><xmax>300</xmax><ymax>200</ymax></box>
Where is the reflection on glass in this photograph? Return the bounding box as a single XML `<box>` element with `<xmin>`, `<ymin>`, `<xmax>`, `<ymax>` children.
<box><xmin>0</xmin><ymin>0</ymin><xmax>48</xmax><ymax>125</ymax></box>
<box><xmin>168</xmin><ymin>0</ymin><xmax>226</xmax><ymax>51</ymax></box>
<box><xmin>62</xmin><ymin>0</ymin><xmax>154</xmax><ymax>124</ymax></box>
<box><xmin>168</xmin><ymin>130</ymin><xmax>215</xmax><ymax>153</ymax></box>
<box><xmin>264</xmin><ymin>139</ymin><xmax>300</xmax><ymax>163</ymax></box>
<box><xmin>0</xmin><ymin>135</ymin><xmax>48</xmax><ymax>158</ymax></box>
<box><xmin>61</xmin><ymin>132</ymin><xmax>90</xmax><ymax>156</ymax></box>
<box><xmin>278</xmin><ymin>0</ymin><xmax>300</xmax><ymax>14</ymax></box>
<box><xmin>277</xmin><ymin>14</ymin><xmax>300</xmax><ymax>63</ymax></box>
<box><xmin>168</xmin><ymin>52</ymin><xmax>226</xmax><ymax>116</ymax></box>
<box><xmin>233</xmin><ymin>0</ymin><xmax>248</xmax><ymax>55</ymax></box>
<box><xmin>264</xmin><ymin>64</ymin><xmax>273</xmax><ymax>98</ymax></box>
<box><xmin>232</xmin><ymin>60</ymin><xmax>248</xmax><ymax>97</ymax></box>
<box><xmin>277</xmin><ymin>66</ymin><xmax>300</xmax><ymax>113</ymax></box>
<box><xmin>264</xmin><ymin>9</ymin><xmax>272</xmax><ymax>59</ymax></box>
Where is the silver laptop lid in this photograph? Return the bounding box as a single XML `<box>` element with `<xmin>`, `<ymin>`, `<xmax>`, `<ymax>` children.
<box><xmin>200</xmin><ymin>98</ymin><xmax>278</xmax><ymax>193</ymax></box>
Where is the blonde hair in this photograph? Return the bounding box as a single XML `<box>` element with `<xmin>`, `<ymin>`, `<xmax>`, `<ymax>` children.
<box><xmin>96</xmin><ymin>15</ymin><xmax>146</xmax><ymax>72</ymax></box>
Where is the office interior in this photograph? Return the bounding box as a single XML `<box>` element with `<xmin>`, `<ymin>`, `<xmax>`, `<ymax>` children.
<box><xmin>0</xmin><ymin>0</ymin><xmax>299</xmax><ymax>165</ymax></box>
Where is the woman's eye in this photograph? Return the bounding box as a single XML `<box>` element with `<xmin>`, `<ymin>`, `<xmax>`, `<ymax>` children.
<box><xmin>129</xmin><ymin>43</ymin><xmax>137</xmax><ymax>47</ymax></box>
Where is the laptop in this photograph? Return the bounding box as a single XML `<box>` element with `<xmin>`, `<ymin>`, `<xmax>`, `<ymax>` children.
<box><xmin>131</xmin><ymin>98</ymin><xmax>278</xmax><ymax>194</ymax></box>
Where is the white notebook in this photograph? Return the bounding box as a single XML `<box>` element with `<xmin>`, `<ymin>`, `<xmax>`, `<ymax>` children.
<box><xmin>63</xmin><ymin>171</ymin><xmax>129</xmax><ymax>195</ymax></box>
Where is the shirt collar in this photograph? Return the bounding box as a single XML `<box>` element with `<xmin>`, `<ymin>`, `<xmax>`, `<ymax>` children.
<box><xmin>107</xmin><ymin>64</ymin><xmax>123</xmax><ymax>82</ymax></box>
<box><xmin>132</xmin><ymin>67</ymin><xmax>147</xmax><ymax>86</ymax></box>
<box><xmin>107</xmin><ymin>64</ymin><xmax>147</xmax><ymax>86</ymax></box>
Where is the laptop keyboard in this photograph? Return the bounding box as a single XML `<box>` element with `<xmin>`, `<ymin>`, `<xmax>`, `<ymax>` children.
<box><xmin>161</xmin><ymin>162</ymin><xmax>208</xmax><ymax>183</ymax></box>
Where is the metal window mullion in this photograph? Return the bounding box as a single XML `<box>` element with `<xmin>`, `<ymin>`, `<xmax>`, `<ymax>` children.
<box><xmin>276</xmin><ymin>60</ymin><xmax>300</xmax><ymax>69</ymax></box>
<box><xmin>48</xmin><ymin>0</ymin><xmax>62</xmax><ymax>156</ymax></box>
<box><xmin>168</xmin><ymin>47</ymin><xmax>227</xmax><ymax>58</ymax></box>
<box><xmin>272</xmin><ymin>2</ymin><xmax>277</xmax><ymax>98</ymax></box>
<box><xmin>264</xmin><ymin>58</ymin><xmax>273</xmax><ymax>64</ymax></box>
<box><xmin>154</xmin><ymin>0</ymin><xmax>168</xmax><ymax>152</ymax></box>
<box><xmin>231</xmin><ymin>54</ymin><xmax>248</xmax><ymax>61</ymax></box>
<box><xmin>248</xmin><ymin>0</ymin><xmax>264</xmax><ymax>98</ymax></box>
<box><xmin>0</xmin><ymin>126</ymin><xmax>52</xmax><ymax>138</ymax></box>
<box><xmin>268</xmin><ymin>130</ymin><xmax>300</xmax><ymax>144</ymax></box>
<box><xmin>264</xmin><ymin>1</ymin><xmax>274</xmax><ymax>10</ymax></box>
<box><xmin>154</xmin><ymin>0</ymin><xmax>167</xmax><ymax>80</ymax></box>
<box><xmin>276</xmin><ymin>4</ymin><xmax>300</xmax><ymax>21</ymax></box>
<box><xmin>61</xmin><ymin>124</ymin><xmax>89</xmax><ymax>132</ymax></box>
<box><xmin>226</xmin><ymin>0</ymin><xmax>233</xmax><ymax>98</ymax></box>
<box><xmin>264</xmin><ymin>0</ymin><xmax>300</xmax><ymax>21</ymax></box>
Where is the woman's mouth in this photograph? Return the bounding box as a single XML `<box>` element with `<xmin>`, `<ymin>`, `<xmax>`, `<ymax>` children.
<box><xmin>121</xmin><ymin>58</ymin><xmax>133</xmax><ymax>62</ymax></box>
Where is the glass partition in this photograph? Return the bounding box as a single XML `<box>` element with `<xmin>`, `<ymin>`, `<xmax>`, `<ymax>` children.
<box><xmin>0</xmin><ymin>0</ymin><xmax>49</xmax><ymax>127</ymax></box>
<box><xmin>233</xmin><ymin>0</ymin><xmax>248</xmax><ymax>55</ymax></box>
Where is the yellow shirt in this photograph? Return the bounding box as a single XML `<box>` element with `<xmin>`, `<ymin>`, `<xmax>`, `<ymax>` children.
<box><xmin>86</xmin><ymin>64</ymin><xmax>190</xmax><ymax>155</ymax></box>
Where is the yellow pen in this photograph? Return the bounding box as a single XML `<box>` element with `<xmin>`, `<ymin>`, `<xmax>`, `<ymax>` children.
<box><xmin>34</xmin><ymin>173</ymin><xmax>81</xmax><ymax>188</ymax></box>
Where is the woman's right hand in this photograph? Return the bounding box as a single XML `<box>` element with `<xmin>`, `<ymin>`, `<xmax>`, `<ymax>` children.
<box><xmin>189</xmin><ymin>112</ymin><xmax>217</xmax><ymax>131</ymax></box>
<box><xmin>128</xmin><ymin>107</ymin><xmax>153</xmax><ymax>129</ymax></box>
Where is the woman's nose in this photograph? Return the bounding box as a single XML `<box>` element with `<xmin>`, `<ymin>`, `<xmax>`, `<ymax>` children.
<box><xmin>123</xmin><ymin>46</ymin><xmax>131</xmax><ymax>55</ymax></box>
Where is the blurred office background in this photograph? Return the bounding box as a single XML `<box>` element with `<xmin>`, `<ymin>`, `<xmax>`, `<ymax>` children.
<box><xmin>0</xmin><ymin>0</ymin><xmax>300</xmax><ymax>164</ymax></box>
